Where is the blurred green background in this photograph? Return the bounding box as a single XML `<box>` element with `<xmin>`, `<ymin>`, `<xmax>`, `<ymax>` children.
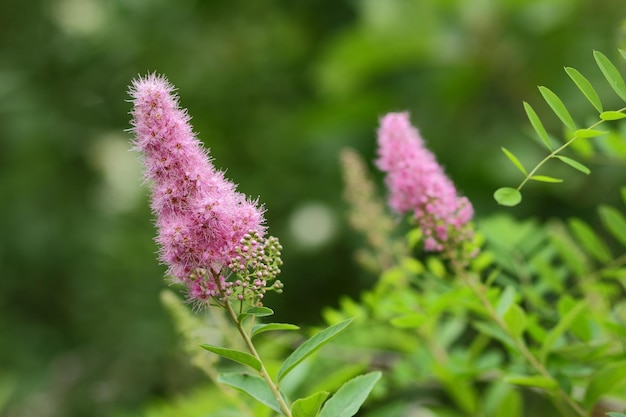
<box><xmin>1</xmin><ymin>0</ymin><xmax>626</xmax><ymax>416</ymax></box>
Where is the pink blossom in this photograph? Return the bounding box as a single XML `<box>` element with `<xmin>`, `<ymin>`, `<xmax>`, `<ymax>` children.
<box><xmin>129</xmin><ymin>74</ymin><xmax>265</xmax><ymax>303</ymax></box>
<box><xmin>376</xmin><ymin>112</ymin><xmax>473</xmax><ymax>252</ymax></box>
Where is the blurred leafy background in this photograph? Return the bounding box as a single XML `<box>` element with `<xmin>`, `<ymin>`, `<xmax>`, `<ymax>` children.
<box><xmin>1</xmin><ymin>0</ymin><xmax>625</xmax><ymax>416</ymax></box>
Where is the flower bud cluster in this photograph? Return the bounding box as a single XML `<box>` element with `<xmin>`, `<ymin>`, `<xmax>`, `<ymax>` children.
<box><xmin>226</xmin><ymin>231</ymin><xmax>284</xmax><ymax>304</ymax></box>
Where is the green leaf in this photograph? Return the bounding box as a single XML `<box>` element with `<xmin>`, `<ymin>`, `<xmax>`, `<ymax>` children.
<box><xmin>390</xmin><ymin>313</ymin><xmax>426</xmax><ymax>328</ymax></box>
<box><xmin>599</xmin><ymin>205</ymin><xmax>626</xmax><ymax>247</ymax></box>
<box><xmin>540</xmin><ymin>300</ymin><xmax>587</xmax><ymax>361</ymax></box>
<box><xmin>318</xmin><ymin>372</ymin><xmax>381</xmax><ymax>417</ymax></box>
<box><xmin>574</xmin><ymin>129</ymin><xmax>608</xmax><ymax>139</ymax></box>
<box><xmin>607</xmin><ymin>413</ymin><xmax>626</xmax><ymax>417</ymax></box>
<box><xmin>472</xmin><ymin>321</ymin><xmax>514</xmax><ymax>349</ymax></box>
<box><xmin>583</xmin><ymin>361</ymin><xmax>626</xmax><ymax>409</ymax></box>
<box><xmin>554</xmin><ymin>155</ymin><xmax>590</xmax><ymax>175</ymax></box>
<box><xmin>594</xmin><ymin>50</ymin><xmax>626</xmax><ymax>102</ymax></box>
<box><xmin>621</xmin><ymin>48</ymin><xmax>626</xmax><ymax>61</ymax></box>
<box><xmin>538</xmin><ymin>86</ymin><xmax>577</xmax><ymax>130</ymax></box>
<box><xmin>600</xmin><ymin>110</ymin><xmax>626</xmax><ymax>120</ymax></box>
<box><xmin>495</xmin><ymin>286</ymin><xmax>516</xmax><ymax>317</ymax></box>
<box><xmin>529</xmin><ymin>175</ymin><xmax>563</xmax><ymax>183</ymax></box>
<box><xmin>218</xmin><ymin>372</ymin><xmax>282</xmax><ymax>412</ymax></box>
<box><xmin>503</xmin><ymin>304</ymin><xmax>527</xmax><ymax>339</ymax></box>
<box><xmin>199</xmin><ymin>344</ymin><xmax>262</xmax><ymax>372</ymax></box>
<box><xmin>568</xmin><ymin>217</ymin><xmax>612</xmax><ymax>262</ymax></box>
<box><xmin>504</xmin><ymin>374</ymin><xmax>557</xmax><ymax>391</ymax></box>
<box><xmin>494</xmin><ymin>187</ymin><xmax>522</xmax><ymax>207</ymax></box>
<box><xmin>565</xmin><ymin>67</ymin><xmax>603</xmax><ymax>112</ymax></box>
<box><xmin>277</xmin><ymin>319</ymin><xmax>353</xmax><ymax>382</ymax></box>
<box><xmin>501</xmin><ymin>147</ymin><xmax>527</xmax><ymax>175</ymax></box>
<box><xmin>251</xmin><ymin>323</ymin><xmax>300</xmax><ymax>338</ymax></box>
<box><xmin>523</xmin><ymin>101</ymin><xmax>552</xmax><ymax>150</ymax></box>
<box><xmin>292</xmin><ymin>391</ymin><xmax>330</xmax><ymax>417</ymax></box>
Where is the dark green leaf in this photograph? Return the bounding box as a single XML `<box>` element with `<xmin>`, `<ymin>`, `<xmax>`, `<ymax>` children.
<box><xmin>292</xmin><ymin>391</ymin><xmax>330</xmax><ymax>417</ymax></box>
<box><xmin>318</xmin><ymin>372</ymin><xmax>381</xmax><ymax>417</ymax></box>
<box><xmin>565</xmin><ymin>67</ymin><xmax>603</xmax><ymax>112</ymax></box>
<box><xmin>504</xmin><ymin>374</ymin><xmax>557</xmax><ymax>391</ymax></box>
<box><xmin>494</xmin><ymin>187</ymin><xmax>522</xmax><ymax>207</ymax></box>
<box><xmin>501</xmin><ymin>147</ymin><xmax>527</xmax><ymax>175</ymax></box>
<box><xmin>277</xmin><ymin>319</ymin><xmax>353</xmax><ymax>382</ymax></box>
<box><xmin>554</xmin><ymin>155</ymin><xmax>590</xmax><ymax>175</ymax></box>
<box><xmin>594</xmin><ymin>50</ymin><xmax>626</xmax><ymax>102</ymax></box>
<box><xmin>600</xmin><ymin>110</ymin><xmax>626</xmax><ymax>120</ymax></box>
<box><xmin>523</xmin><ymin>102</ymin><xmax>552</xmax><ymax>150</ymax></box>
<box><xmin>200</xmin><ymin>344</ymin><xmax>262</xmax><ymax>372</ymax></box>
<box><xmin>599</xmin><ymin>205</ymin><xmax>626</xmax><ymax>247</ymax></box>
<box><xmin>218</xmin><ymin>372</ymin><xmax>283</xmax><ymax>412</ymax></box>
<box><xmin>251</xmin><ymin>323</ymin><xmax>300</xmax><ymax>338</ymax></box>
<box><xmin>538</xmin><ymin>86</ymin><xmax>577</xmax><ymax>130</ymax></box>
<box><xmin>568</xmin><ymin>217</ymin><xmax>611</xmax><ymax>262</ymax></box>
<box><xmin>529</xmin><ymin>175</ymin><xmax>563</xmax><ymax>183</ymax></box>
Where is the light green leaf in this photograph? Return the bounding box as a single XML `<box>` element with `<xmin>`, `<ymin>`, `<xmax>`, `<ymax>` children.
<box><xmin>503</xmin><ymin>304</ymin><xmax>527</xmax><ymax>339</ymax></box>
<box><xmin>607</xmin><ymin>413</ymin><xmax>626</xmax><ymax>417</ymax></box>
<box><xmin>554</xmin><ymin>155</ymin><xmax>590</xmax><ymax>175</ymax></box>
<box><xmin>472</xmin><ymin>321</ymin><xmax>514</xmax><ymax>349</ymax></box>
<box><xmin>574</xmin><ymin>129</ymin><xmax>608</xmax><ymax>139</ymax></box>
<box><xmin>583</xmin><ymin>361</ymin><xmax>626</xmax><ymax>409</ymax></box>
<box><xmin>292</xmin><ymin>391</ymin><xmax>330</xmax><ymax>417</ymax></box>
<box><xmin>199</xmin><ymin>344</ymin><xmax>262</xmax><ymax>372</ymax></box>
<box><xmin>277</xmin><ymin>319</ymin><xmax>353</xmax><ymax>382</ymax></box>
<box><xmin>565</xmin><ymin>67</ymin><xmax>603</xmax><ymax>112</ymax></box>
<box><xmin>237</xmin><ymin>306</ymin><xmax>275</xmax><ymax>322</ymax></box>
<box><xmin>523</xmin><ymin>101</ymin><xmax>552</xmax><ymax>150</ymax></box>
<box><xmin>390</xmin><ymin>313</ymin><xmax>426</xmax><ymax>329</ymax></box>
<box><xmin>622</xmin><ymin>186</ymin><xmax>626</xmax><ymax>206</ymax></box>
<box><xmin>529</xmin><ymin>175</ymin><xmax>563</xmax><ymax>183</ymax></box>
<box><xmin>599</xmin><ymin>205</ymin><xmax>626</xmax><ymax>247</ymax></box>
<box><xmin>600</xmin><ymin>110</ymin><xmax>626</xmax><ymax>120</ymax></box>
<box><xmin>538</xmin><ymin>86</ymin><xmax>577</xmax><ymax>130</ymax></box>
<box><xmin>318</xmin><ymin>372</ymin><xmax>381</xmax><ymax>417</ymax></box>
<box><xmin>494</xmin><ymin>187</ymin><xmax>522</xmax><ymax>207</ymax></box>
<box><xmin>495</xmin><ymin>286</ymin><xmax>516</xmax><ymax>317</ymax></box>
<box><xmin>251</xmin><ymin>323</ymin><xmax>300</xmax><ymax>338</ymax></box>
<box><xmin>218</xmin><ymin>372</ymin><xmax>282</xmax><ymax>412</ymax></box>
<box><xmin>501</xmin><ymin>147</ymin><xmax>527</xmax><ymax>175</ymax></box>
<box><xmin>504</xmin><ymin>374</ymin><xmax>557</xmax><ymax>391</ymax></box>
<box><xmin>540</xmin><ymin>300</ymin><xmax>587</xmax><ymax>361</ymax></box>
<box><xmin>594</xmin><ymin>50</ymin><xmax>626</xmax><ymax>102</ymax></box>
<box><xmin>568</xmin><ymin>217</ymin><xmax>612</xmax><ymax>262</ymax></box>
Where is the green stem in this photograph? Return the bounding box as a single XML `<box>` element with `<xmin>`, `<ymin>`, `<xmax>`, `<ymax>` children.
<box><xmin>223</xmin><ymin>299</ymin><xmax>293</xmax><ymax>417</ymax></box>
<box><xmin>449</xmin><ymin>257</ymin><xmax>588</xmax><ymax>417</ymax></box>
<box><xmin>517</xmin><ymin>107</ymin><xmax>626</xmax><ymax>192</ymax></box>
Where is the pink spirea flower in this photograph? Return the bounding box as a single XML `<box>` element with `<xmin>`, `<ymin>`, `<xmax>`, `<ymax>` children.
<box><xmin>376</xmin><ymin>112</ymin><xmax>473</xmax><ymax>252</ymax></box>
<box><xmin>129</xmin><ymin>74</ymin><xmax>265</xmax><ymax>303</ymax></box>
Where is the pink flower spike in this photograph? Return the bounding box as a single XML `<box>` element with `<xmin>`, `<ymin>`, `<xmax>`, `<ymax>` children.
<box><xmin>375</xmin><ymin>112</ymin><xmax>474</xmax><ymax>254</ymax></box>
<box><xmin>129</xmin><ymin>73</ymin><xmax>266</xmax><ymax>305</ymax></box>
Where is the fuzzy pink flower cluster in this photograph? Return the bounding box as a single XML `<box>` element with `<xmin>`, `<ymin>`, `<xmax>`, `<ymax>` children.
<box><xmin>129</xmin><ymin>74</ymin><xmax>266</xmax><ymax>304</ymax></box>
<box><xmin>376</xmin><ymin>112</ymin><xmax>473</xmax><ymax>252</ymax></box>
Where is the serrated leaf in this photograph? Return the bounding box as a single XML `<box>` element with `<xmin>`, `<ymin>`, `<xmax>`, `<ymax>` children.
<box><xmin>494</xmin><ymin>187</ymin><xmax>522</xmax><ymax>206</ymax></box>
<box><xmin>200</xmin><ymin>344</ymin><xmax>262</xmax><ymax>372</ymax></box>
<box><xmin>599</xmin><ymin>205</ymin><xmax>626</xmax><ymax>247</ymax></box>
<box><xmin>277</xmin><ymin>319</ymin><xmax>353</xmax><ymax>382</ymax></box>
<box><xmin>594</xmin><ymin>50</ymin><xmax>626</xmax><ymax>102</ymax></box>
<box><xmin>292</xmin><ymin>391</ymin><xmax>330</xmax><ymax>417</ymax></box>
<box><xmin>540</xmin><ymin>300</ymin><xmax>587</xmax><ymax>361</ymax></box>
<box><xmin>574</xmin><ymin>129</ymin><xmax>608</xmax><ymax>139</ymax></box>
<box><xmin>523</xmin><ymin>102</ymin><xmax>552</xmax><ymax>150</ymax></box>
<box><xmin>503</xmin><ymin>304</ymin><xmax>527</xmax><ymax>339</ymax></box>
<box><xmin>318</xmin><ymin>372</ymin><xmax>381</xmax><ymax>417</ymax></box>
<box><xmin>529</xmin><ymin>175</ymin><xmax>563</xmax><ymax>183</ymax></box>
<box><xmin>565</xmin><ymin>67</ymin><xmax>603</xmax><ymax>112</ymax></box>
<box><xmin>504</xmin><ymin>374</ymin><xmax>557</xmax><ymax>391</ymax></box>
<box><xmin>554</xmin><ymin>155</ymin><xmax>590</xmax><ymax>175</ymax></box>
<box><xmin>218</xmin><ymin>372</ymin><xmax>282</xmax><ymax>412</ymax></box>
<box><xmin>568</xmin><ymin>217</ymin><xmax>612</xmax><ymax>262</ymax></box>
<box><xmin>501</xmin><ymin>147</ymin><xmax>527</xmax><ymax>175</ymax></box>
<box><xmin>600</xmin><ymin>110</ymin><xmax>626</xmax><ymax>120</ymax></box>
<box><xmin>583</xmin><ymin>361</ymin><xmax>626</xmax><ymax>409</ymax></box>
<box><xmin>538</xmin><ymin>86</ymin><xmax>577</xmax><ymax>130</ymax></box>
<box><xmin>251</xmin><ymin>323</ymin><xmax>300</xmax><ymax>338</ymax></box>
